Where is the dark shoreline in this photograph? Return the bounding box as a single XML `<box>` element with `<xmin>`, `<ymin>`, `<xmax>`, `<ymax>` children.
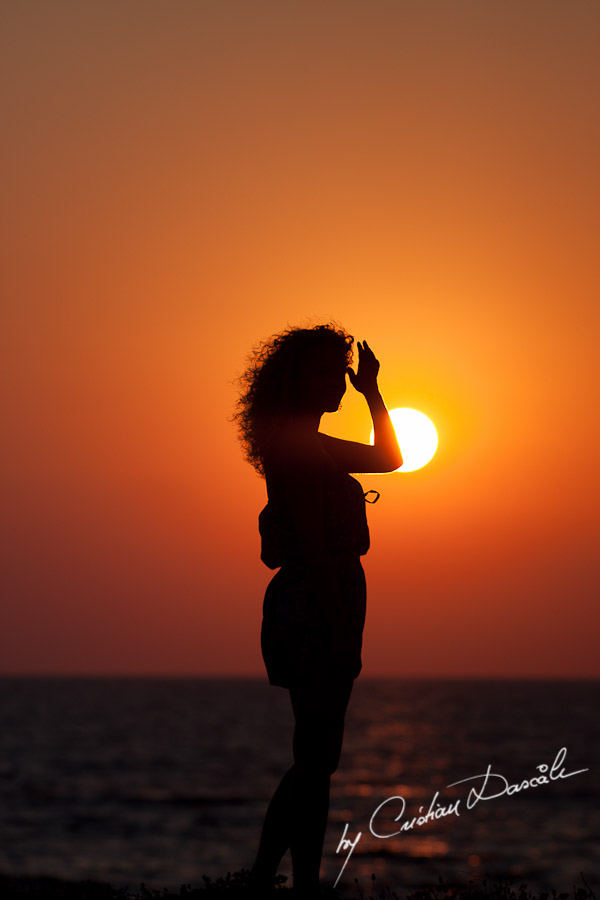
<box><xmin>0</xmin><ymin>871</ymin><xmax>596</xmax><ymax>900</ymax></box>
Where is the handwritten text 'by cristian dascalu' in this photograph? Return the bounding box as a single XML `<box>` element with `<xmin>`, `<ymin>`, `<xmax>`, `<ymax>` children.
<box><xmin>334</xmin><ymin>746</ymin><xmax>588</xmax><ymax>888</ymax></box>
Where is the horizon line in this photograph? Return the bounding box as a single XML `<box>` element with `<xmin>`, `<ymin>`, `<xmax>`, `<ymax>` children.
<box><xmin>0</xmin><ymin>672</ymin><xmax>597</xmax><ymax>680</ymax></box>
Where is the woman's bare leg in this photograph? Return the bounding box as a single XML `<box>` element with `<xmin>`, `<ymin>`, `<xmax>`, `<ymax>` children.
<box><xmin>250</xmin><ymin>676</ymin><xmax>354</xmax><ymax>895</ymax></box>
<box><xmin>249</xmin><ymin>763</ymin><xmax>298</xmax><ymax>887</ymax></box>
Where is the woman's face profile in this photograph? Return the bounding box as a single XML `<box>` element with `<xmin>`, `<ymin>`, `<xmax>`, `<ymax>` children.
<box><xmin>293</xmin><ymin>343</ymin><xmax>348</xmax><ymax>414</ymax></box>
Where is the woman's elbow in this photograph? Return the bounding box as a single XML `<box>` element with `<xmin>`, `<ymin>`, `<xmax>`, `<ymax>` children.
<box><xmin>384</xmin><ymin>455</ymin><xmax>402</xmax><ymax>472</ymax></box>
<box><xmin>372</xmin><ymin>449</ymin><xmax>402</xmax><ymax>472</ymax></box>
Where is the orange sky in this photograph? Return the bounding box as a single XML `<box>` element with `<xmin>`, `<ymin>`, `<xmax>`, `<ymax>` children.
<box><xmin>1</xmin><ymin>1</ymin><xmax>598</xmax><ymax>676</ymax></box>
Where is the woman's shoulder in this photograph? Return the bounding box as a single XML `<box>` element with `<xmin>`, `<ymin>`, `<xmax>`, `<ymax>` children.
<box><xmin>263</xmin><ymin>423</ymin><xmax>336</xmax><ymax>477</ymax></box>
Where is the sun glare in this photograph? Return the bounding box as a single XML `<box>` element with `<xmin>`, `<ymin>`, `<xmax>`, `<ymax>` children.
<box><xmin>370</xmin><ymin>407</ymin><xmax>438</xmax><ymax>472</ymax></box>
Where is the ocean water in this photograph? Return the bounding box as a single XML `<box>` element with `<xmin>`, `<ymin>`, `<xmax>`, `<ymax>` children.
<box><xmin>0</xmin><ymin>677</ymin><xmax>597</xmax><ymax>897</ymax></box>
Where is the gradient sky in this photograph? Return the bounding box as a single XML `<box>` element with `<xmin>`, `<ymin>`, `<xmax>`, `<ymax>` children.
<box><xmin>1</xmin><ymin>1</ymin><xmax>598</xmax><ymax>677</ymax></box>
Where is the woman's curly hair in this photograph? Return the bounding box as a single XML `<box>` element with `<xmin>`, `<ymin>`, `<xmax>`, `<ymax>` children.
<box><xmin>233</xmin><ymin>322</ymin><xmax>354</xmax><ymax>476</ymax></box>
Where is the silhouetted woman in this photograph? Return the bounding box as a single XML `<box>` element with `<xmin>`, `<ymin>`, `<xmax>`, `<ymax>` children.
<box><xmin>234</xmin><ymin>324</ymin><xmax>401</xmax><ymax>898</ymax></box>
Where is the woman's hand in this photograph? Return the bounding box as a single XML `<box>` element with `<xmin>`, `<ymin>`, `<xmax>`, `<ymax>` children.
<box><xmin>347</xmin><ymin>340</ymin><xmax>380</xmax><ymax>397</ymax></box>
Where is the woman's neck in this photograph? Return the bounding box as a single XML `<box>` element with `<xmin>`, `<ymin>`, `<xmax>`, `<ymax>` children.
<box><xmin>294</xmin><ymin>410</ymin><xmax>322</xmax><ymax>432</ymax></box>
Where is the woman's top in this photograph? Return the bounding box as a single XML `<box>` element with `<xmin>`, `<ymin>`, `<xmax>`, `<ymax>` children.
<box><xmin>259</xmin><ymin>468</ymin><xmax>370</xmax><ymax>568</ymax></box>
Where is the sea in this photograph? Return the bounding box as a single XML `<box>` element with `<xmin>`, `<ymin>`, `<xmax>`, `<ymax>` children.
<box><xmin>0</xmin><ymin>677</ymin><xmax>597</xmax><ymax>898</ymax></box>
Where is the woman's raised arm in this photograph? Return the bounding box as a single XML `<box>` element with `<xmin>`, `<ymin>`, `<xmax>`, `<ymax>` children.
<box><xmin>319</xmin><ymin>341</ymin><xmax>402</xmax><ymax>474</ymax></box>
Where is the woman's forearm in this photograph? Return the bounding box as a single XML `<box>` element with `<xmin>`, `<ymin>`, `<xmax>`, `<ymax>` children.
<box><xmin>364</xmin><ymin>387</ymin><xmax>403</xmax><ymax>470</ymax></box>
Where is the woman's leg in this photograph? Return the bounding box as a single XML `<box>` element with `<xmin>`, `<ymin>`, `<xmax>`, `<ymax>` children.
<box><xmin>249</xmin><ymin>676</ymin><xmax>354</xmax><ymax>894</ymax></box>
<box><xmin>249</xmin><ymin>762</ymin><xmax>297</xmax><ymax>887</ymax></box>
<box><xmin>288</xmin><ymin>676</ymin><xmax>354</xmax><ymax>893</ymax></box>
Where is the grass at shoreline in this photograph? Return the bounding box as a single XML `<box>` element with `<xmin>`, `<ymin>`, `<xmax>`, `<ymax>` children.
<box><xmin>0</xmin><ymin>870</ymin><xmax>596</xmax><ymax>900</ymax></box>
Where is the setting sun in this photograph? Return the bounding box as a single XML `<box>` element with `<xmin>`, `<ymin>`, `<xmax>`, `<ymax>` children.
<box><xmin>371</xmin><ymin>408</ymin><xmax>438</xmax><ymax>472</ymax></box>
